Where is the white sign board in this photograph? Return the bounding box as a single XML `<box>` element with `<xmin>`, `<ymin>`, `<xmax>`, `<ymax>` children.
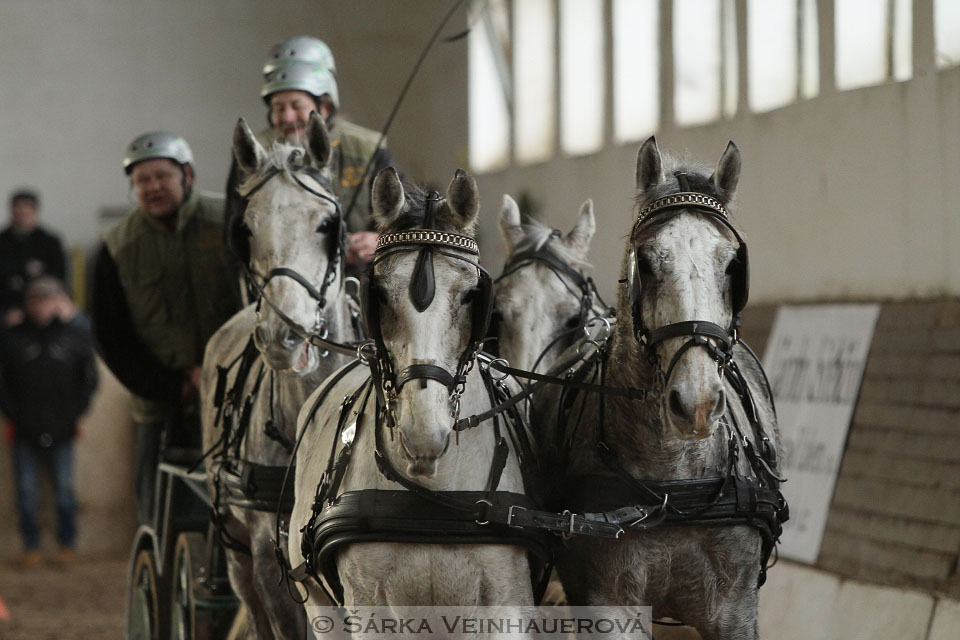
<box><xmin>761</xmin><ymin>304</ymin><xmax>880</xmax><ymax>563</ymax></box>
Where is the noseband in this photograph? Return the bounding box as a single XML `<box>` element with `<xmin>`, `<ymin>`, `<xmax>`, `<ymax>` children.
<box><xmin>361</xmin><ymin>192</ymin><xmax>494</xmax><ymax>428</ymax></box>
<box><xmin>627</xmin><ymin>174</ymin><xmax>750</xmax><ymax>387</ymax></box>
<box><xmin>241</xmin><ymin>161</ymin><xmax>346</xmax><ymax>344</ymax></box>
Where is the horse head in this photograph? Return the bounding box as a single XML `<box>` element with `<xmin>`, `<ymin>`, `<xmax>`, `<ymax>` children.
<box><xmin>625</xmin><ymin>136</ymin><xmax>747</xmax><ymax>440</ymax></box>
<box><xmin>364</xmin><ymin>168</ymin><xmax>490</xmax><ymax>477</ymax></box>
<box><xmin>233</xmin><ymin>112</ymin><xmax>343</xmax><ymax>375</ymax></box>
<box><xmin>494</xmin><ymin>195</ymin><xmax>597</xmax><ymax>373</ymax></box>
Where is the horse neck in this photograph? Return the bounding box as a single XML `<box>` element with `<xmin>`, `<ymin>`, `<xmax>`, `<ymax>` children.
<box><xmin>246</xmin><ymin>286</ymin><xmax>354</xmax><ymax>463</ymax></box>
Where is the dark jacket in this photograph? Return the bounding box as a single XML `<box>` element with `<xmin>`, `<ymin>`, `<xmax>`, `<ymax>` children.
<box><xmin>91</xmin><ymin>191</ymin><xmax>242</xmax><ymax>422</ymax></box>
<box><xmin>0</xmin><ymin>226</ymin><xmax>67</xmax><ymax>314</ymax></box>
<box><xmin>0</xmin><ymin>318</ymin><xmax>98</xmax><ymax>447</ymax></box>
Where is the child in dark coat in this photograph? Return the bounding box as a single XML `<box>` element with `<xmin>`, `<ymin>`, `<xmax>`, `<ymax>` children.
<box><xmin>0</xmin><ymin>276</ymin><xmax>98</xmax><ymax>567</ymax></box>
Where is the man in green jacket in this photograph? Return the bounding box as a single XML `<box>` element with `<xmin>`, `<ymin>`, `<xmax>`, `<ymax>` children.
<box><xmin>92</xmin><ymin>132</ymin><xmax>242</xmax><ymax>524</ymax></box>
<box><xmin>226</xmin><ymin>36</ymin><xmax>399</xmax><ymax>271</ymax></box>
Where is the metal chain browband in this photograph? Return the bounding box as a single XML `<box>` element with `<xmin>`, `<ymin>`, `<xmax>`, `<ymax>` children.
<box><xmin>636</xmin><ymin>192</ymin><xmax>728</xmax><ymax>227</ymax></box>
<box><xmin>376</xmin><ymin>230</ymin><xmax>479</xmax><ymax>254</ymax></box>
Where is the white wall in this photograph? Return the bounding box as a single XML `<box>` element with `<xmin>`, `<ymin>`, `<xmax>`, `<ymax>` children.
<box><xmin>467</xmin><ymin>0</ymin><xmax>960</xmax><ymax>305</ymax></box>
<box><xmin>0</xmin><ymin>0</ymin><xmax>437</xmax><ymax>248</ymax></box>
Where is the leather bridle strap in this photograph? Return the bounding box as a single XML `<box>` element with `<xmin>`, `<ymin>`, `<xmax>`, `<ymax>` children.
<box><xmin>261</xmin><ymin>266</ymin><xmax>328</xmax><ymax>304</ymax></box>
<box><xmin>396</xmin><ymin>364</ymin><xmax>463</xmax><ymax>391</ymax></box>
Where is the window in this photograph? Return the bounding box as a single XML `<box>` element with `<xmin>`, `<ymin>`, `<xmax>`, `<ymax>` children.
<box><xmin>468</xmin><ymin>0</ymin><xmax>510</xmax><ymax>172</ymax></box>
<box><xmin>613</xmin><ymin>0</ymin><xmax>659</xmax><ymax>143</ymax></box>
<box><xmin>935</xmin><ymin>0</ymin><xmax>960</xmax><ymax>68</ymax></box>
<box><xmin>515</xmin><ymin>0</ymin><xmax>555</xmax><ymax>164</ymax></box>
<box><xmin>835</xmin><ymin>0</ymin><xmax>912</xmax><ymax>90</ymax></box>
<box><xmin>748</xmin><ymin>0</ymin><xmax>798</xmax><ymax>112</ymax></box>
<box><xmin>674</xmin><ymin>0</ymin><xmax>734</xmax><ymax>126</ymax></box>
<box><xmin>560</xmin><ymin>0</ymin><xmax>605</xmax><ymax>155</ymax></box>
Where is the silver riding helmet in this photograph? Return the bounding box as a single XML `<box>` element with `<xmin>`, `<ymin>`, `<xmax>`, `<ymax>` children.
<box><xmin>122</xmin><ymin>131</ymin><xmax>194</xmax><ymax>175</ymax></box>
<box><xmin>263</xmin><ymin>36</ymin><xmax>336</xmax><ymax>75</ymax></box>
<box><xmin>261</xmin><ymin>61</ymin><xmax>339</xmax><ymax>110</ymax></box>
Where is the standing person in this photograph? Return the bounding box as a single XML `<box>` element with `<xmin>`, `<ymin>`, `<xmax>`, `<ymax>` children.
<box><xmin>225</xmin><ymin>36</ymin><xmax>399</xmax><ymax>272</ymax></box>
<box><xmin>0</xmin><ymin>276</ymin><xmax>98</xmax><ymax>567</ymax></box>
<box><xmin>0</xmin><ymin>190</ymin><xmax>67</xmax><ymax>327</ymax></box>
<box><xmin>91</xmin><ymin>132</ymin><xmax>242</xmax><ymax>525</ymax></box>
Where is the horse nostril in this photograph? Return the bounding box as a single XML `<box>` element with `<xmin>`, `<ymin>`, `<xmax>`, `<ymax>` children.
<box><xmin>280</xmin><ymin>327</ymin><xmax>304</xmax><ymax>349</ymax></box>
<box><xmin>712</xmin><ymin>390</ymin><xmax>726</xmax><ymax>420</ymax></box>
<box><xmin>668</xmin><ymin>389</ymin><xmax>688</xmax><ymax>421</ymax></box>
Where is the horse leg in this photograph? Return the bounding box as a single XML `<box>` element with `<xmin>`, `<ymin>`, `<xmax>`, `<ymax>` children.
<box><xmin>219</xmin><ymin>512</ymin><xmax>275</xmax><ymax>640</ymax></box>
<box><xmin>250</xmin><ymin>518</ymin><xmax>307</xmax><ymax>640</ymax></box>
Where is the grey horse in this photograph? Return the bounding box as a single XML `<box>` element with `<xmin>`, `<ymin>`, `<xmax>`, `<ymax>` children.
<box><xmin>200</xmin><ymin>113</ymin><xmax>353</xmax><ymax>639</ymax></box>
<box><xmin>535</xmin><ymin>137</ymin><xmax>783</xmax><ymax>639</ymax></box>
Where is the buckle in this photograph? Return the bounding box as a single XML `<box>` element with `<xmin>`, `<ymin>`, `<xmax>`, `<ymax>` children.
<box><xmin>561</xmin><ymin>510</ymin><xmax>576</xmax><ymax>539</ymax></box>
<box><xmin>507</xmin><ymin>504</ymin><xmax>527</xmax><ymax>528</ymax></box>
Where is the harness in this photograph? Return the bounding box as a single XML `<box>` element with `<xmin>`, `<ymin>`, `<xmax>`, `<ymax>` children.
<box><xmin>237</xmin><ymin>158</ymin><xmax>365</xmax><ymax>358</ymax></box>
<box><xmin>284</xmin><ymin>196</ymin><xmax>627</xmax><ymax>605</ymax></box>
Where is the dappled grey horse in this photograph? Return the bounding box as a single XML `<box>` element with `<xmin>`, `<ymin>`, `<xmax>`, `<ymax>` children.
<box><xmin>288</xmin><ymin>169</ymin><xmax>545</xmax><ymax>607</ymax></box>
<box><xmin>534</xmin><ymin>137</ymin><xmax>786</xmax><ymax>639</ymax></box>
<box><xmin>200</xmin><ymin>113</ymin><xmax>354</xmax><ymax>639</ymax></box>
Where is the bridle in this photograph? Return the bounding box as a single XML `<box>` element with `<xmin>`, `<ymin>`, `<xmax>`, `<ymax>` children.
<box><xmin>360</xmin><ymin>191</ymin><xmax>494</xmax><ymax>429</ymax></box>
<box><xmin>626</xmin><ymin>173</ymin><xmax>750</xmax><ymax>392</ymax></box>
<box><xmin>237</xmin><ymin>158</ymin><xmax>356</xmax><ymax>357</ymax></box>
<box><xmin>490</xmin><ymin>230</ymin><xmax>611</xmax><ymax>371</ymax></box>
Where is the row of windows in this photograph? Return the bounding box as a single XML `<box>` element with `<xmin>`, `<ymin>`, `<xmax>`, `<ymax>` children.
<box><xmin>469</xmin><ymin>0</ymin><xmax>960</xmax><ymax>173</ymax></box>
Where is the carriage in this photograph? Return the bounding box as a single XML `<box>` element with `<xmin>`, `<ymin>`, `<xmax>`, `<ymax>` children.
<box><xmin>124</xmin><ymin>412</ymin><xmax>241</xmax><ymax>640</ymax></box>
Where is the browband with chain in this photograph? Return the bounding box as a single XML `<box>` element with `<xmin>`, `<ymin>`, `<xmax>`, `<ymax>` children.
<box><xmin>376</xmin><ymin>230</ymin><xmax>479</xmax><ymax>254</ymax></box>
<box><xmin>636</xmin><ymin>192</ymin><xmax>728</xmax><ymax>227</ymax></box>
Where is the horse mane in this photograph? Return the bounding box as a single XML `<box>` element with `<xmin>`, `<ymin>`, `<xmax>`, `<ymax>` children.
<box><xmin>633</xmin><ymin>154</ymin><xmax>737</xmax><ymax>211</ymax></box>
<box><xmin>510</xmin><ymin>216</ymin><xmax>591</xmax><ymax>272</ymax></box>
<box><xmin>378</xmin><ymin>182</ymin><xmax>478</xmax><ymax>236</ymax></box>
<box><xmin>236</xmin><ymin>142</ymin><xmax>315</xmax><ymax>198</ymax></box>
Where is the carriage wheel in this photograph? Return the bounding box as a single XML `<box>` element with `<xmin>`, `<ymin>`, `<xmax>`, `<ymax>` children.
<box><xmin>172</xmin><ymin>532</ymin><xmax>237</xmax><ymax>639</ymax></box>
<box><xmin>128</xmin><ymin>549</ymin><xmax>160</xmax><ymax>640</ymax></box>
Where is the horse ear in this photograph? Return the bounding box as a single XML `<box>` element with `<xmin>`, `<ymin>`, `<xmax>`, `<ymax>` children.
<box><xmin>233</xmin><ymin>118</ymin><xmax>267</xmax><ymax>177</ymax></box>
<box><xmin>711</xmin><ymin>141</ymin><xmax>741</xmax><ymax>199</ymax></box>
<box><xmin>635</xmin><ymin>136</ymin><xmax>663</xmax><ymax>194</ymax></box>
<box><xmin>445</xmin><ymin>169</ymin><xmax>479</xmax><ymax>229</ymax></box>
<box><xmin>564</xmin><ymin>198</ymin><xmax>596</xmax><ymax>257</ymax></box>
<box><xmin>371</xmin><ymin>167</ymin><xmax>405</xmax><ymax>228</ymax></box>
<box><xmin>498</xmin><ymin>194</ymin><xmax>525</xmax><ymax>252</ymax></box>
<box><xmin>305</xmin><ymin>111</ymin><xmax>332</xmax><ymax>169</ymax></box>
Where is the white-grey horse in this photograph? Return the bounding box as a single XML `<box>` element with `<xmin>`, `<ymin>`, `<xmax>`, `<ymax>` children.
<box><xmin>535</xmin><ymin>138</ymin><xmax>783</xmax><ymax>639</ymax></box>
<box><xmin>494</xmin><ymin>194</ymin><xmax>605</xmax><ymax>374</ymax></box>
<box><xmin>200</xmin><ymin>113</ymin><xmax>353</xmax><ymax>639</ymax></box>
<box><xmin>289</xmin><ymin>169</ymin><xmax>537</xmax><ymax>608</ymax></box>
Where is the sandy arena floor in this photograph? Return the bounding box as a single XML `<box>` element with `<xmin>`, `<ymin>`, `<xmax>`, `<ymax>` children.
<box><xmin>0</xmin><ymin>557</ymin><xmax>127</xmax><ymax>640</ymax></box>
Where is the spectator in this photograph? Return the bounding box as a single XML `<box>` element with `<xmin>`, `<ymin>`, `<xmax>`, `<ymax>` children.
<box><xmin>91</xmin><ymin>131</ymin><xmax>242</xmax><ymax>525</ymax></box>
<box><xmin>0</xmin><ymin>276</ymin><xmax>98</xmax><ymax>567</ymax></box>
<box><xmin>0</xmin><ymin>190</ymin><xmax>67</xmax><ymax>327</ymax></box>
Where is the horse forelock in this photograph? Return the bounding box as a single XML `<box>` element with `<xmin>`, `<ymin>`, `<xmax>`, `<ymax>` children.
<box><xmin>236</xmin><ymin>141</ymin><xmax>324</xmax><ymax>199</ymax></box>
<box><xmin>378</xmin><ymin>182</ymin><xmax>479</xmax><ymax>235</ymax></box>
<box><xmin>510</xmin><ymin>217</ymin><xmax>592</xmax><ymax>272</ymax></box>
<box><xmin>633</xmin><ymin>154</ymin><xmax>736</xmax><ymax>212</ymax></box>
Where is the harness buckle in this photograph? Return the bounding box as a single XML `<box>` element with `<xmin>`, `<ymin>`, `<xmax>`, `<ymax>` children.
<box><xmin>507</xmin><ymin>504</ymin><xmax>527</xmax><ymax>528</ymax></box>
<box><xmin>475</xmin><ymin>499</ymin><xmax>493</xmax><ymax>525</ymax></box>
<box><xmin>561</xmin><ymin>510</ymin><xmax>576</xmax><ymax>539</ymax></box>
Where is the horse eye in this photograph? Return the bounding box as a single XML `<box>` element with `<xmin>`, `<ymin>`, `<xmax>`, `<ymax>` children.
<box><xmin>636</xmin><ymin>254</ymin><xmax>654</xmax><ymax>277</ymax></box>
<box><xmin>315</xmin><ymin>218</ymin><xmax>333</xmax><ymax>233</ymax></box>
<box><xmin>461</xmin><ymin>288</ymin><xmax>478</xmax><ymax>304</ymax></box>
<box><xmin>563</xmin><ymin>315</ymin><xmax>581</xmax><ymax>329</ymax></box>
